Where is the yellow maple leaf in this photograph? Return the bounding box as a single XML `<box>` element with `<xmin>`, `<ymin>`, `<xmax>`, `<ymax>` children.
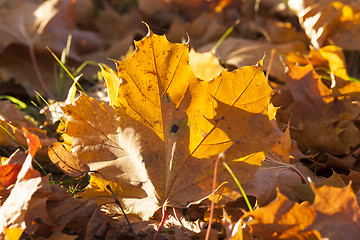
<box><xmin>64</xmin><ymin>26</ymin><xmax>279</xmax><ymax>219</ymax></box>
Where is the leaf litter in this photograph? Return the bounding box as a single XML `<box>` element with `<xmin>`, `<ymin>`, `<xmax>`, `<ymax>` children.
<box><xmin>1</xmin><ymin>0</ymin><xmax>360</xmax><ymax>239</ymax></box>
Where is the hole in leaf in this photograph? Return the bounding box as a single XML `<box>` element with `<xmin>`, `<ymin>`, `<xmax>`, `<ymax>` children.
<box><xmin>170</xmin><ymin>124</ymin><xmax>179</xmax><ymax>133</ymax></box>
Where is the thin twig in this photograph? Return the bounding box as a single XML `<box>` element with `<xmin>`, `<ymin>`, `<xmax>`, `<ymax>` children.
<box><xmin>266</xmin><ymin>48</ymin><xmax>276</xmax><ymax>81</ymax></box>
<box><xmin>205</xmin><ymin>153</ymin><xmax>225</xmax><ymax>240</ymax></box>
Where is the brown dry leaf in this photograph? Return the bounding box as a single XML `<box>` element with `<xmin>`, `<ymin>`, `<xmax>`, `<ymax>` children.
<box><xmin>48</xmin><ymin>142</ymin><xmax>90</xmax><ymax>177</ymax></box>
<box><xmin>240</xmin><ymin>190</ymin><xmax>320</xmax><ymax>240</ymax></box>
<box><xmin>288</xmin><ymin>0</ymin><xmax>360</xmax><ymax>50</ymax></box>
<box><xmin>264</xmin><ymin>19</ymin><xmax>309</xmax><ymax>45</ymax></box>
<box><xmin>241</xmin><ymin>123</ymin><xmax>312</xmax><ymax>206</ymax></box>
<box><xmin>2</xmin><ymin>150</ymin><xmax>27</xmax><ymax>166</ymax></box>
<box><xmin>0</xmin><ymin>0</ymin><xmax>101</xmax><ymax>58</ymax></box>
<box><xmin>0</xmin><ymin>133</ymin><xmax>42</xmax><ymax>237</ymax></box>
<box><xmin>242</xmin><ymin>162</ymin><xmax>308</xmax><ymax>207</ymax></box>
<box><xmin>341</xmin><ymin>169</ymin><xmax>360</xmax><ymax>192</ymax></box>
<box><xmin>0</xmin><ymin>100</ymin><xmax>56</xmax><ymax>158</ymax></box>
<box><xmin>167</xmin><ymin>12</ymin><xmax>228</xmax><ymax>48</ymax></box>
<box><xmin>83</xmin><ymin>3</ymin><xmax>145</xmax><ymax>64</ymax></box>
<box><xmin>0</xmin><ymin>132</ymin><xmax>99</xmax><ymax>239</ymax></box>
<box><xmin>0</xmin><ymin>0</ymin><xmax>58</xmax><ymax>51</ymax></box>
<box><xmin>0</xmin><ymin>0</ymin><xmax>102</xmax><ymax>96</ymax></box>
<box><xmin>83</xmin><ymin>208</ymin><xmax>140</xmax><ymax>240</ymax></box>
<box><xmin>237</xmin><ymin>184</ymin><xmax>360</xmax><ymax>239</ymax></box>
<box><xmin>309</xmin><ymin>184</ymin><xmax>360</xmax><ymax>239</ymax></box>
<box><xmin>274</xmin><ymin>63</ymin><xmax>359</xmax><ymax>155</ymax></box>
<box><xmin>139</xmin><ymin>0</ymin><xmax>243</xmax><ymax>21</ymax></box>
<box><xmin>0</xmin><ymin>45</ymin><xmax>60</xmax><ymax>96</ymax></box>
<box><xmin>291</xmin><ymin>171</ymin><xmax>347</xmax><ymax>203</ymax></box>
<box><xmin>64</xmin><ymin>28</ymin><xmax>280</xmax><ymax>219</ymax></box>
<box><xmin>198</xmin><ymin>37</ymin><xmax>307</xmax><ymax>82</ymax></box>
<box><xmin>22</xmin><ymin>181</ymin><xmax>98</xmax><ymax>238</ymax></box>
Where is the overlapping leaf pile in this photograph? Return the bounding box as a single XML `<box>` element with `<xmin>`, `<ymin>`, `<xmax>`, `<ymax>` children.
<box><xmin>1</xmin><ymin>0</ymin><xmax>360</xmax><ymax>239</ymax></box>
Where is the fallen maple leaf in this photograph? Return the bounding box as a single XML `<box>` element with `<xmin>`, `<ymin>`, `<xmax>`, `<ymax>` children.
<box><xmin>63</xmin><ymin>27</ymin><xmax>280</xmax><ymax>219</ymax></box>
<box><xmin>0</xmin><ymin>0</ymin><xmax>101</xmax><ymax>59</ymax></box>
<box><xmin>309</xmin><ymin>184</ymin><xmax>360</xmax><ymax>239</ymax></box>
<box><xmin>233</xmin><ymin>183</ymin><xmax>360</xmax><ymax>240</ymax></box>
<box><xmin>274</xmin><ymin>63</ymin><xmax>358</xmax><ymax>155</ymax></box>
<box><xmin>242</xmin><ymin>124</ymin><xmax>311</xmax><ymax>206</ymax></box>
<box><xmin>291</xmin><ymin>171</ymin><xmax>347</xmax><ymax>203</ymax></box>
<box><xmin>288</xmin><ymin>0</ymin><xmax>360</xmax><ymax>50</ymax></box>
<box><xmin>309</xmin><ymin>45</ymin><xmax>350</xmax><ymax>82</ymax></box>
<box><xmin>241</xmin><ymin>190</ymin><xmax>320</xmax><ymax>240</ymax></box>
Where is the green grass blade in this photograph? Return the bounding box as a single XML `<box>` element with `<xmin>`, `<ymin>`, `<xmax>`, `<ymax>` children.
<box><xmin>212</xmin><ymin>19</ymin><xmax>240</xmax><ymax>52</ymax></box>
<box><xmin>0</xmin><ymin>124</ymin><xmax>27</xmax><ymax>151</ymax></box>
<box><xmin>0</xmin><ymin>95</ymin><xmax>27</xmax><ymax>109</ymax></box>
<box><xmin>73</xmin><ymin>60</ymin><xmax>100</xmax><ymax>77</ymax></box>
<box><xmin>223</xmin><ymin>162</ymin><xmax>253</xmax><ymax>212</ymax></box>
<box><xmin>47</xmin><ymin>47</ymin><xmax>86</xmax><ymax>93</ymax></box>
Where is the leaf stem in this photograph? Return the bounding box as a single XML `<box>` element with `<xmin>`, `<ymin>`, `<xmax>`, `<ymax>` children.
<box><xmin>289</xmin><ymin>164</ymin><xmax>309</xmax><ymax>184</ymax></box>
<box><xmin>153</xmin><ymin>201</ymin><xmax>168</xmax><ymax>240</ymax></box>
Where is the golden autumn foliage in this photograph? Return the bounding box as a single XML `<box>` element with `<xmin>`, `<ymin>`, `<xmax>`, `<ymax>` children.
<box><xmin>63</xmin><ymin>28</ymin><xmax>280</xmax><ymax>219</ymax></box>
<box><xmin>0</xmin><ymin>0</ymin><xmax>360</xmax><ymax>239</ymax></box>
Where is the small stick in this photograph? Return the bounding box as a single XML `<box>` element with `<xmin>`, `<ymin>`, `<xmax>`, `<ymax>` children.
<box><xmin>205</xmin><ymin>153</ymin><xmax>225</xmax><ymax>240</ymax></box>
<box><xmin>266</xmin><ymin>48</ymin><xmax>276</xmax><ymax>81</ymax></box>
